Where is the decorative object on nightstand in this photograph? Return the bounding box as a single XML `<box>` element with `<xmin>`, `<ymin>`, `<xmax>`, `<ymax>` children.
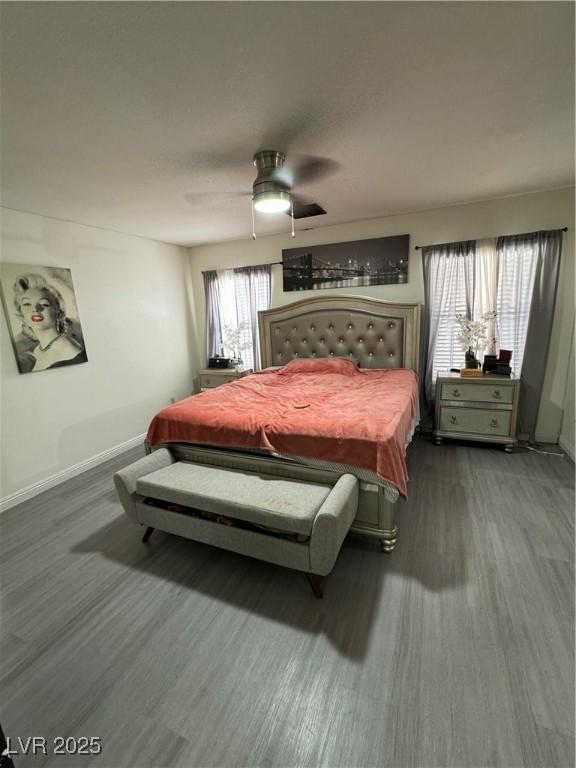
<box><xmin>434</xmin><ymin>372</ymin><xmax>519</xmax><ymax>452</ymax></box>
<box><xmin>455</xmin><ymin>312</ymin><xmax>496</xmax><ymax>370</ymax></box>
<box><xmin>493</xmin><ymin>349</ymin><xmax>512</xmax><ymax>377</ymax></box>
<box><xmin>483</xmin><ymin>349</ymin><xmax>512</xmax><ymax>377</ymax></box>
<box><xmin>482</xmin><ymin>354</ymin><xmax>498</xmax><ymax>374</ymax></box>
<box><xmin>222</xmin><ymin>321</ymin><xmax>251</xmax><ymax>370</ymax></box>
<box><xmin>199</xmin><ymin>368</ymin><xmax>252</xmax><ymax>391</ymax></box>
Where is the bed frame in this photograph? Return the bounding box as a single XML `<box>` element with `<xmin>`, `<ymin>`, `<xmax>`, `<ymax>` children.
<box><xmin>261</xmin><ymin>295</ymin><xmax>421</xmax><ymax>550</ymax></box>
<box><xmin>259</xmin><ymin>294</ymin><xmax>420</xmax><ymax>372</ymax></box>
<box><xmin>168</xmin><ymin>295</ymin><xmax>421</xmax><ymax>552</ymax></box>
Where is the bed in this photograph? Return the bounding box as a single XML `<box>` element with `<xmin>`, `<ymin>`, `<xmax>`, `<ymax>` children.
<box><xmin>147</xmin><ymin>295</ymin><xmax>421</xmax><ymax>552</ymax></box>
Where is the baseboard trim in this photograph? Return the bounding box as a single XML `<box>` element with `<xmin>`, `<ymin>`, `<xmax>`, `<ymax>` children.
<box><xmin>0</xmin><ymin>433</ymin><xmax>146</xmax><ymax>514</ymax></box>
<box><xmin>559</xmin><ymin>436</ymin><xmax>575</xmax><ymax>462</ymax></box>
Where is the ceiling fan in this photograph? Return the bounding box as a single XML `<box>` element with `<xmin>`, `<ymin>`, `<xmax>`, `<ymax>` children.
<box><xmin>183</xmin><ymin>148</ymin><xmax>340</xmax><ymax>237</ymax></box>
<box><xmin>251</xmin><ymin>150</ymin><xmax>332</xmax><ymax>220</ymax></box>
<box><xmin>186</xmin><ymin>149</ymin><xmax>338</xmax><ymax>211</ymax></box>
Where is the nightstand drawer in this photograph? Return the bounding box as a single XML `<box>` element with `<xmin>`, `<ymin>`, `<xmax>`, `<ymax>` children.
<box><xmin>440</xmin><ymin>407</ymin><xmax>511</xmax><ymax>436</ymax></box>
<box><xmin>198</xmin><ymin>368</ymin><xmax>252</xmax><ymax>391</ymax></box>
<box><xmin>199</xmin><ymin>373</ymin><xmax>233</xmax><ymax>388</ymax></box>
<box><xmin>440</xmin><ymin>382</ymin><xmax>514</xmax><ymax>404</ymax></box>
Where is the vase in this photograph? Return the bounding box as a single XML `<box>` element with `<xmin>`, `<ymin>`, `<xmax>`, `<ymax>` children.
<box><xmin>465</xmin><ymin>348</ymin><xmax>479</xmax><ymax>369</ymax></box>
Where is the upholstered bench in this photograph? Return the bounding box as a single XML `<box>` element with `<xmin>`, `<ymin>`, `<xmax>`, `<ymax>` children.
<box><xmin>114</xmin><ymin>448</ymin><xmax>358</xmax><ymax>597</ymax></box>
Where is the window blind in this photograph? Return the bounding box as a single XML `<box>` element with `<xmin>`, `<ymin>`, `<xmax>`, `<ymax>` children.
<box><xmin>495</xmin><ymin>239</ymin><xmax>538</xmax><ymax>375</ymax></box>
<box><xmin>423</xmin><ymin>242</ymin><xmax>475</xmax><ymax>400</ymax></box>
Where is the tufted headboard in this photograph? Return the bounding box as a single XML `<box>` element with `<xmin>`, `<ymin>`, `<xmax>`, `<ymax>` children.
<box><xmin>258</xmin><ymin>295</ymin><xmax>421</xmax><ymax>371</ymax></box>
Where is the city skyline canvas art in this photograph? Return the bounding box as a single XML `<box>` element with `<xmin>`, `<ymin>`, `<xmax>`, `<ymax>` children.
<box><xmin>282</xmin><ymin>234</ymin><xmax>410</xmax><ymax>292</ymax></box>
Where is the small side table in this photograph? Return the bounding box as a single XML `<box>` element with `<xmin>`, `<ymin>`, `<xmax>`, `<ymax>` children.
<box><xmin>198</xmin><ymin>368</ymin><xmax>252</xmax><ymax>391</ymax></box>
<box><xmin>434</xmin><ymin>372</ymin><xmax>520</xmax><ymax>452</ymax></box>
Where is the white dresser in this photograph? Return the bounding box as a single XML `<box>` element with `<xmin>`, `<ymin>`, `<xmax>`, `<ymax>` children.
<box><xmin>199</xmin><ymin>368</ymin><xmax>252</xmax><ymax>391</ymax></box>
<box><xmin>434</xmin><ymin>372</ymin><xmax>520</xmax><ymax>452</ymax></box>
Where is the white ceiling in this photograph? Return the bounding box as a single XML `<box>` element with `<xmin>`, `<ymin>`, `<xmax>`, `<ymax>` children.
<box><xmin>1</xmin><ymin>2</ymin><xmax>574</xmax><ymax>247</ymax></box>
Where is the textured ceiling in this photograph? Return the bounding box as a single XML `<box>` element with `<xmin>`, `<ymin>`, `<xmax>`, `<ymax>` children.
<box><xmin>1</xmin><ymin>2</ymin><xmax>574</xmax><ymax>247</ymax></box>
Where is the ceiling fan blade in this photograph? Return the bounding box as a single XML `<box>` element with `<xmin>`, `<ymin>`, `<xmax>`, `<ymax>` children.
<box><xmin>179</xmin><ymin>149</ymin><xmax>248</xmax><ymax>174</ymax></box>
<box><xmin>286</xmin><ymin>193</ymin><xmax>327</xmax><ymax>220</ymax></box>
<box><xmin>290</xmin><ymin>191</ymin><xmax>312</xmax><ymax>206</ymax></box>
<box><xmin>184</xmin><ymin>190</ymin><xmax>251</xmax><ymax>207</ymax></box>
<box><xmin>287</xmin><ymin>155</ymin><xmax>342</xmax><ymax>187</ymax></box>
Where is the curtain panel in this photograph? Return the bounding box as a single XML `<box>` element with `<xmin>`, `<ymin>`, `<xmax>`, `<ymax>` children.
<box><xmin>203</xmin><ymin>270</ymin><xmax>223</xmax><ymax>360</ymax></box>
<box><xmin>473</xmin><ymin>238</ymin><xmax>499</xmax><ymax>354</ymax></box>
<box><xmin>497</xmin><ymin>229</ymin><xmax>563</xmax><ymax>441</ymax></box>
<box><xmin>420</xmin><ymin>240</ymin><xmax>476</xmax><ymax>425</ymax></box>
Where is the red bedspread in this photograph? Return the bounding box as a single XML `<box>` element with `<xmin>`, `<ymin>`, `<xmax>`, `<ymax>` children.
<box><xmin>147</xmin><ymin>362</ymin><xmax>418</xmax><ymax>497</ymax></box>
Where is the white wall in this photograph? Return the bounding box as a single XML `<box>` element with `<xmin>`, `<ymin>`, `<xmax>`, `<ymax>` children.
<box><xmin>189</xmin><ymin>187</ymin><xmax>575</xmax><ymax>444</ymax></box>
<box><xmin>1</xmin><ymin>208</ymin><xmax>198</xmax><ymax>507</ymax></box>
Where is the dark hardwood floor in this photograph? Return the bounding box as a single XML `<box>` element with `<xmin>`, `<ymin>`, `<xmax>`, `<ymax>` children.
<box><xmin>1</xmin><ymin>435</ymin><xmax>574</xmax><ymax>767</ymax></box>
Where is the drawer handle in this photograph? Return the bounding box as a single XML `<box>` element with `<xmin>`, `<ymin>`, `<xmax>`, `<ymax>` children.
<box><xmin>490</xmin><ymin>418</ymin><xmax>499</xmax><ymax>428</ymax></box>
<box><xmin>451</xmin><ymin>388</ymin><xmax>461</xmax><ymax>398</ymax></box>
<box><xmin>492</xmin><ymin>390</ymin><xmax>502</xmax><ymax>400</ymax></box>
<box><xmin>450</xmin><ymin>415</ymin><xmax>458</xmax><ymax>425</ymax></box>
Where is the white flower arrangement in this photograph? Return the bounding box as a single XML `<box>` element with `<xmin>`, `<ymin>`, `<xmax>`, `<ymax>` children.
<box><xmin>222</xmin><ymin>321</ymin><xmax>251</xmax><ymax>364</ymax></box>
<box><xmin>455</xmin><ymin>311</ymin><xmax>497</xmax><ymax>360</ymax></box>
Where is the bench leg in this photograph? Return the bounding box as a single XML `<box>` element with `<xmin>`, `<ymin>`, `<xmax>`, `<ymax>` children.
<box><xmin>306</xmin><ymin>573</ymin><xmax>323</xmax><ymax>599</ymax></box>
<box><xmin>142</xmin><ymin>526</ymin><xmax>155</xmax><ymax>543</ymax></box>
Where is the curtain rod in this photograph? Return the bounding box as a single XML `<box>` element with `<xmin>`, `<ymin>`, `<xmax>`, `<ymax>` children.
<box><xmin>201</xmin><ymin>260</ymin><xmax>282</xmax><ymax>274</ymax></box>
<box><xmin>415</xmin><ymin>227</ymin><xmax>568</xmax><ymax>250</ymax></box>
<box><xmin>200</xmin><ymin>226</ymin><xmax>569</xmax><ymax>267</ymax></box>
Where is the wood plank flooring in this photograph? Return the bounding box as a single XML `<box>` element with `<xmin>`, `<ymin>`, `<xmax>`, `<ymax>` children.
<box><xmin>1</xmin><ymin>436</ymin><xmax>574</xmax><ymax>767</ymax></box>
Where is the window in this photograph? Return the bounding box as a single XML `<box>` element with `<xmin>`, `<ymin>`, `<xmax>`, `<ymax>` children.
<box><xmin>422</xmin><ymin>228</ymin><xmax>563</xmax><ymax>440</ymax></box>
<box><xmin>495</xmin><ymin>238</ymin><xmax>538</xmax><ymax>375</ymax></box>
<box><xmin>426</xmin><ymin>238</ymin><xmax>538</xmax><ymax>387</ymax></box>
<box><xmin>204</xmin><ymin>265</ymin><xmax>271</xmax><ymax>371</ymax></box>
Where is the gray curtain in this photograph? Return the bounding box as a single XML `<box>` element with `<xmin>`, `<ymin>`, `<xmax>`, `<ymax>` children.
<box><xmin>420</xmin><ymin>240</ymin><xmax>476</xmax><ymax>426</ymax></box>
<box><xmin>233</xmin><ymin>264</ymin><xmax>271</xmax><ymax>371</ymax></box>
<box><xmin>497</xmin><ymin>229</ymin><xmax>563</xmax><ymax>442</ymax></box>
<box><xmin>203</xmin><ymin>270</ymin><xmax>223</xmax><ymax>360</ymax></box>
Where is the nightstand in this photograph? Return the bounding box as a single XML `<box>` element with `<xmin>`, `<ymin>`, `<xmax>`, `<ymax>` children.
<box><xmin>434</xmin><ymin>372</ymin><xmax>520</xmax><ymax>452</ymax></box>
<box><xmin>199</xmin><ymin>368</ymin><xmax>253</xmax><ymax>391</ymax></box>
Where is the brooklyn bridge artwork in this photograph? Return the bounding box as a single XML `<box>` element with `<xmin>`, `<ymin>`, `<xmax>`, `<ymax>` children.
<box><xmin>282</xmin><ymin>234</ymin><xmax>409</xmax><ymax>292</ymax></box>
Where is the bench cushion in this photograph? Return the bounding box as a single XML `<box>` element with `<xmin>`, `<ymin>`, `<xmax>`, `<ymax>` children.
<box><xmin>136</xmin><ymin>462</ymin><xmax>332</xmax><ymax>536</ymax></box>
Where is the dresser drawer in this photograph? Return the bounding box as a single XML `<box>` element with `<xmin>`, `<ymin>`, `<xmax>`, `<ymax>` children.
<box><xmin>440</xmin><ymin>381</ymin><xmax>514</xmax><ymax>404</ymax></box>
<box><xmin>440</xmin><ymin>406</ymin><xmax>511</xmax><ymax>436</ymax></box>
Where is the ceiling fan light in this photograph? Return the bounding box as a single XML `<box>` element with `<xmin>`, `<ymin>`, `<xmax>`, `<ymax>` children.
<box><xmin>253</xmin><ymin>190</ymin><xmax>291</xmax><ymax>213</ymax></box>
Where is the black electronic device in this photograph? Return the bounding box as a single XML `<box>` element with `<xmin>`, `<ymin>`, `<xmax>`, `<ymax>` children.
<box><xmin>208</xmin><ymin>357</ymin><xmax>234</xmax><ymax>369</ymax></box>
<box><xmin>482</xmin><ymin>355</ymin><xmax>498</xmax><ymax>374</ymax></box>
<box><xmin>495</xmin><ymin>361</ymin><xmax>512</xmax><ymax>377</ymax></box>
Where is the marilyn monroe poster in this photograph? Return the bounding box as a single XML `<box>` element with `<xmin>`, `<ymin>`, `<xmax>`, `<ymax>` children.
<box><xmin>0</xmin><ymin>263</ymin><xmax>88</xmax><ymax>374</ymax></box>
